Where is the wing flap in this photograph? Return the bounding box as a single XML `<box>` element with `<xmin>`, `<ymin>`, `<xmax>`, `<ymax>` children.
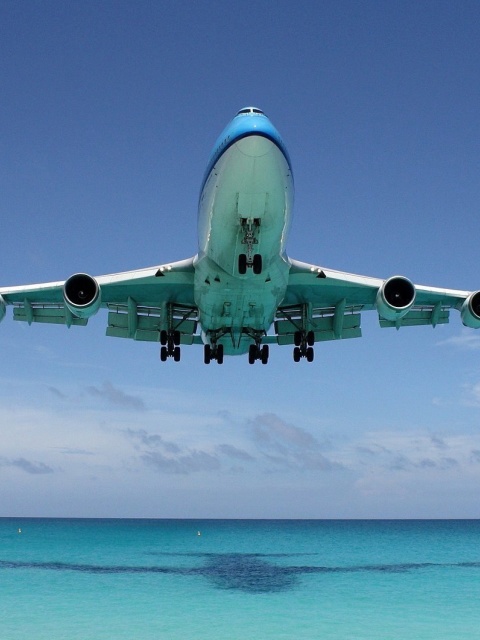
<box><xmin>13</xmin><ymin>303</ymin><xmax>87</xmax><ymax>327</ymax></box>
<box><xmin>106</xmin><ymin>303</ymin><xmax>197</xmax><ymax>343</ymax></box>
<box><xmin>275</xmin><ymin>304</ymin><xmax>362</xmax><ymax>344</ymax></box>
<box><xmin>379</xmin><ymin>307</ymin><xmax>450</xmax><ymax>329</ymax></box>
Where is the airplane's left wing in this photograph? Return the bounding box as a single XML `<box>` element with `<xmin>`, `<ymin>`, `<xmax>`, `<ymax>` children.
<box><xmin>0</xmin><ymin>258</ymin><xmax>198</xmax><ymax>349</ymax></box>
<box><xmin>274</xmin><ymin>258</ymin><xmax>480</xmax><ymax>349</ymax></box>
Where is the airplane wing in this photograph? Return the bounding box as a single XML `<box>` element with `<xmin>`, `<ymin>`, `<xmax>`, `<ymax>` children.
<box><xmin>0</xmin><ymin>257</ymin><xmax>198</xmax><ymax>346</ymax></box>
<box><xmin>274</xmin><ymin>258</ymin><xmax>480</xmax><ymax>347</ymax></box>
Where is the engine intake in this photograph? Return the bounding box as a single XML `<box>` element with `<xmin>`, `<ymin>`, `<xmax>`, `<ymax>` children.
<box><xmin>461</xmin><ymin>291</ymin><xmax>480</xmax><ymax>328</ymax></box>
<box><xmin>376</xmin><ymin>276</ymin><xmax>416</xmax><ymax>321</ymax></box>
<box><xmin>63</xmin><ymin>273</ymin><xmax>101</xmax><ymax>319</ymax></box>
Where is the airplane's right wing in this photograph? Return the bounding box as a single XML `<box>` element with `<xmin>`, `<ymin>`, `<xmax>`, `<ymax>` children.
<box><xmin>273</xmin><ymin>258</ymin><xmax>480</xmax><ymax>350</ymax></box>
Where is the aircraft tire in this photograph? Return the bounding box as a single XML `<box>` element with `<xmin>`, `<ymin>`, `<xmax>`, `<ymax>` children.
<box><xmin>293</xmin><ymin>347</ymin><xmax>301</xmax><ymax>362</ymax></box>
<box><xmin>160</xmin><ymin>346</ymin><xmax>168</xmax><ymax>361</ymax></box>
<box><xmin>216</xmin><ymin>344</ymin><xmax>224</xmax><ymax>364</ymax></box>
<box><xmin>261</xmin><ymin>344</ymin><xmax>269</xmax><ymax>364</ymax></box>
<box><xmin>160</xmin><ymin>330</ymin><xmax>168</xmax><ymax>346</ymax></box>
<box><xmin>253</xmin><ymin>254</ymin><xmax>262</xmax><ymax>275</ymax></box>
<box><xmin>248</xmin><ymin>344</ymin><xmax>256</xmax><ymax>364</ymax></box>
<box><xmin>306</xmin><ymin>347</ymin><xmax>314</xmax><ymax>362</ymax></box>
<box><xmin>204</xmin><ymin>344</ymin><xmax>211</xmax><ymax>364</ymax></box>
<box><xmin>307</xmin><ymin>331</ymin><xmax>315</xmax><ymax>346</ymax></box>
<box><xmin>238</xmin><ymin>254</ymin><xmax>247</xmax><ymax>275</ymax></box>
<box><xmin>174</xmin><ymin>346</ymin><xmax>181</xmax><ymax>362</ymax></box>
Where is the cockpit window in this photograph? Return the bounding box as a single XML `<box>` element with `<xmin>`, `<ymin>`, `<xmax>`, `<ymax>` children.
<box><xmin>237</xmin><ymin>107</ymin><xmax>266</xmax><ymax>116</ymax></box>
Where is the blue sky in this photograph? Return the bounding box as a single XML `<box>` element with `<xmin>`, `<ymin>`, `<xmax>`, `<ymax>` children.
<box><xmin>1</xmin><ymin>0</ymin><xmax>480</xmax><ymax>518</ymax></box>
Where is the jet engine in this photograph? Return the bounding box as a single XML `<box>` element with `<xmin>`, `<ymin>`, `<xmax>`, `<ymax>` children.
<box><xmin>63</xmin><ymin>273</ymin><xmax>101</xmax><ymax>319</ymax></box>
<box><xmin>461</xmin><ymin>291</ymin><xmax>480</xmax><ymax>328</ymax></box>
<box><xmin>376</xmin><ymin>276</ymin><xmax>416</xmax><ymax>321</ymax></box>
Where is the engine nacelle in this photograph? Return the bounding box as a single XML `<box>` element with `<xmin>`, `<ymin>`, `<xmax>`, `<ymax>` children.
<box><xmin>63</xmin><ymin>273</ymin><xmax>101</xmax><ymax>319</ymax></box>
<box><xmin>376</xmin><ymin>276</ymin><xmax>416</xmax><ymax>321</ymax></box>
<box><xmin>461</xmin><ymin>291</ymin><xmax>480</xmax><ymax>328</ymax></box>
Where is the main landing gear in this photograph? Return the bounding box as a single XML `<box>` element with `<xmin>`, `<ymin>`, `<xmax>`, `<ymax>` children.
<box><xmin>204</xmin><ymin>343</ymin><xmax>224</xmax><ymax>365</ymax></box>
<box><xmin>248</xmin><ymin>343</ymin><xmax>269</xmax><ymax>365</ymax></box>
<box><xmin>160</xmin><ymin>329</ymin><xmax>181</xmax><ymax>362</ymax></box>
<box><xmin>293</xmin><ymin>330</ymin><xmax>315</xmax><ymax>362</ymax></box>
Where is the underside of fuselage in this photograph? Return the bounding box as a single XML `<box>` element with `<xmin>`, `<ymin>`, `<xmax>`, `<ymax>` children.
<box><xmin>194</xmin><ymin>112</ymin><xmax>294</xmax><ymax>358</ymax></box>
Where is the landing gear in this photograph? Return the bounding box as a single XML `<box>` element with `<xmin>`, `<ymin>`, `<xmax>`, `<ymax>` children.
<box><xmin>239</xmin><ymin>217</ymin><xmax>262</xmax><ymax>274</ymax></box>
<box><xmin>159</xmin><ymin>329</ymin><xmax>181</xmax><ymax>361</ymax></box>
<box><xmin>248</xmin><ymin>343</ymin><xmax>269</xmax><ymax>364</ymax></box>
<box><xmin>238</xmin><ymin>252</ymin><xmax>263</xmax><ymax>275</ymax></box>
<box><xmin>204</xmin><ymin>343</ymin><xmax>224</xmax><ymax>364</ymax></box>
<box><xmin>292</xmin><ymin>331</ymin><xmax>315</xmax><ymax>362</ymax></box>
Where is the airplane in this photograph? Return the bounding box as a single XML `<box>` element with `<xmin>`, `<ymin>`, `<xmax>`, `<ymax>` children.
<box><xmin>1</xmin><ymin>106</ymin><xmax>480</xmax><ymax>365</ymax></box>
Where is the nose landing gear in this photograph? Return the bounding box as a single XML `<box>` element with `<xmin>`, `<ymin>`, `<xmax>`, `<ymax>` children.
<box><xmin>238</xmin><ymin>218</ymin><xmax>262</xmax><ymax>274</ymax></box>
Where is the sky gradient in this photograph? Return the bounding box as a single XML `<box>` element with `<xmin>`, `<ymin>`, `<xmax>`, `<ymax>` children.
<box><xmin>1</xmin><ymin>0</ymin><xmax>480</xmax><ymax>518</ymax></box>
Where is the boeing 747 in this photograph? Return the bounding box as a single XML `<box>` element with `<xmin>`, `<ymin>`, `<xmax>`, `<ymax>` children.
<box><xmin>1</xmin><ymin>107</ymin><xmax>479</xmax><ymax>364</ymax></box>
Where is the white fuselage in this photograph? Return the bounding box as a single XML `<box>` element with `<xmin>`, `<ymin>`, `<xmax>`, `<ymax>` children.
<box><xmin>193</xmin><ymin>128</ymin><xmax>294</xmax><ymax>355</ymax></box>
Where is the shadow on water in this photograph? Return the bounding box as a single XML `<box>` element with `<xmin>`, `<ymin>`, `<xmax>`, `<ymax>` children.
<box><xmin>1</xmin><ymin>553</ymin><xmax>480</xmax><ymax>594</ymax></box>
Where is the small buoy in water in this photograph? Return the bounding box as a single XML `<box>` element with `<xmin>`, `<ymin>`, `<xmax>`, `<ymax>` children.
<box><xmin>197</xmin><ymin>531</ymin><xmax>201</xmax><ymax>536</ymax></box>
<box><xmin>18</xmin><ymin>528</ymin><xmax>21</xmax><ymax>534</ymax></box>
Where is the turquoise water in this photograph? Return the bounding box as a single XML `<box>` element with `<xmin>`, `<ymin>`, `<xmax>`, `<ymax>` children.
<box><xmin>1</xmin><ymin>519</ymin><xmax>480</xmax><ymax>639</ymax></box>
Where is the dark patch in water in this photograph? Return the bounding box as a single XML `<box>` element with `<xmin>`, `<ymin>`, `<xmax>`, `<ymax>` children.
<box><xmin>200</xmin><ymin>554</ymin><xmax>296</xmax><ymax>593</ymax></box>
<box><xmin>1</xmin><ymin>555</ymin><xmax>480</xmax><ymax>594</ymax></box>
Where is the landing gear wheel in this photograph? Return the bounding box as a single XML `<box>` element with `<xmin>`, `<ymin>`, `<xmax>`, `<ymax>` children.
<box><xmin>294</xmin><ymin>331</ymin><xmax>302</xmax><ymax>347</ymax></box>
<box><xmin>261</xmin><ymin>344</ymin><xmax>269</xmax><ymax>364</ymax></box>
<box><xmin>238</xmin><ymin>253</ymin><xmax>247</xmax><ymax>275</ymax></box>
<box><xmin>253</xmin><ymin>254</ymin><xmax>262</xmax><ymax>275</ymax></box>
<box><xmin>174</xmin><ymin>330</ymin><xmax>181</xmax><ymax>345</ymax></box>
<box><xmin>306</xmin><ymin>346</ymin><xmax>314</xmax><ymax>362</ymax></box>
<box><xmin>160</xmin><ymin>330</ymin><xmax>168</xmax><ymax>346</ymax></box>
<box><xmin>173</xmin><ymin>346</ymin><xmax>181</xmax><ymax>362</ymax></box>
<box><xmin>216</xmin><ymin>344</ymin><xmax>224</xmax><ymax>365</ymax></box>
<box><xmin>204</xmin><ymin>344</ymin><xmax>211</xmax><ymax>364</ymax></box>
<box><xmin>160</xmin><ymin>346</ymin><xmax>168</xmax><ymax>361</ymax></box>
<box><xmin>293</xmin><ymin>347</ymin><xmax>301</xmax><ymax>363</ymax></box>
<box><xmin>307</xmin><ymin>331</ymin><xmax>315</xmax><ymax>347</ymax></box>
<box><xmin>248</xmin><ymin>344</ymin><xmax>257</xmax><ymax>364</ymax></box>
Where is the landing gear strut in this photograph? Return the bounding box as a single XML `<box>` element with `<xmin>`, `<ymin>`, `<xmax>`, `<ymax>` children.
<box><xmin>160</xmin><ymin>329</ymin><xmax>181</xmax><ymax>362</ymax></box>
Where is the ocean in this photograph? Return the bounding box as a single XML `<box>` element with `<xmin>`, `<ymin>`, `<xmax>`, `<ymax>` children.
<box><xmin>1</xmin><ymin>519</ymin><xmax>479</xmax><ymax>639</ymax></box>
